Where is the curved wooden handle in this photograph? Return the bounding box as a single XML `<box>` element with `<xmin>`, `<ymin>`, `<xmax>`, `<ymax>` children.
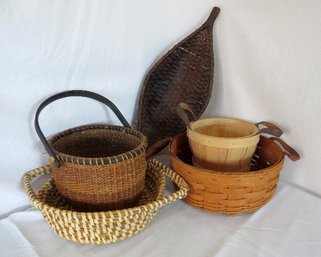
<box><xmin>256</xmin><ymin>121</ymin><xmax>283</xmax><ymax>137</ymax></box>
<box><xmin>176</xmin><ymin>102</ymin><xmax>197</xmax><ymax>129</ymax></box>
<box><xmin>269</xmin><ymin>137</ymin><xmax>300</xmax><ymax>161</ymax></box>
<box><xmin>146</xmin><ymin>137</ymin><xmax>174</xmax><ymax>160</ymax></box>
<box><xmin>203</xmin><ymin>7</ymin><xmax>221</xmax><ymax>28</ymax></box>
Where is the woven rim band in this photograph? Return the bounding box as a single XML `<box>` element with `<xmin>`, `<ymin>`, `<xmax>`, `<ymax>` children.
<box><xmin>48</xmin><ymin>124</ymin><xmax>148</xmax><ymax>165</ymax></box>
<box><xmin>23</xmin><ymin>159</ymin><xmax>189</xmax><ymax>215</ymax></box>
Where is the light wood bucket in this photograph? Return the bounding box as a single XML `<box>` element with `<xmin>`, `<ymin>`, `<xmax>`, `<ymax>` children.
<box><xmin>187</xmin><ymin>118</ymin><xmax>260</xmax><ymax>171</ymax></box>
<box><xmin>176</xmin><ymin>103</ymin><xmax>284</xmax><ymax>172</ymax></box>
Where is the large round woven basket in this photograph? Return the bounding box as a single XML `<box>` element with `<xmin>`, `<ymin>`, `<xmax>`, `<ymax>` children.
<box><xmin>23</xmin><ymin>159</ymin><xmax>189</xmax><ymax>244</ymax></box>
<box><xmin>34</xmin><ymin>90</ymin><xmax>148</xmax><ymax>211</ymax></box>
<box><xmin>170</xmin><ymin>133</ymin><xmax>299</xmax><ymax>215</ymax></box>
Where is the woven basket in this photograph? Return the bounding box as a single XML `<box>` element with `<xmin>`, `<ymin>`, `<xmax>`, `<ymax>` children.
<box><xmin>134</xmin><ymin>7</ymin><xmax>220</xmax><ymax>146</ymax></box>
<box><xmin>169</xmin><ymin>133</ymin><xmax>299</xmax><ymax>215</ymax></box>
<box><xmin>34</xmin><ymin>90</ymin><xmax>148</xmax><ymax>211</ymax></box>
<box><xmin>23</xmin><ymin>159</ymin><xmax>189</xmax><ymax>244</ymax></box>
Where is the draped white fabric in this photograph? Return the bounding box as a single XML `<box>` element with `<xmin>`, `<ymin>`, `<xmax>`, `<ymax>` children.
<box><xmin>1</xmin><ymin>0</ymin><xmax>320</xmax><ymax>256</ymax></box>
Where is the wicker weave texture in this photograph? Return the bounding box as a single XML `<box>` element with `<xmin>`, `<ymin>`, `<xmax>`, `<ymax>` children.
<box><xmin>135</xmin><ymin>7</ymin><xmax>220</xmax><ymax>146</ymax></box>
<box><xmin>23</xmin><ymin>159</ymin><xmax>189</xmax><ymax>244</ymax></box>
<box><xmin>170</xmin><ymin>133</ymin><xmax>287</xmax><ymax>215</ymax></box>
<box><xmin>48</xmin><ymin>124</ymin><xmax>148</xmax><ymax>211</ymax></box>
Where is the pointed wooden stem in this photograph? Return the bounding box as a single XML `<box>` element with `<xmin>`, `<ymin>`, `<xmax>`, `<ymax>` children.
<box><xmin>204</xmin><ymin>7</ymin><xmax>220</xmax><ymax>28</ymax></box>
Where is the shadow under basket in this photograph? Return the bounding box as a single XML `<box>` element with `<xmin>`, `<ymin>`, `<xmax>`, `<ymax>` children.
<box><xmin>23</xmin><ymin>159</ymin><xmax>189</xmax><ymax>244</ymax></box>
<box><xmin>170</xmin><ymin>133</ymin><xmax>299</xmax><ymax>215</ymax></box>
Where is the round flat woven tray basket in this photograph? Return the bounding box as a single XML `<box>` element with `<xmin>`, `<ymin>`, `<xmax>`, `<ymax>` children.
<box><xmin>169</xmin><ymin>133</ymin><xmax>299</xmax><ymax>215</ymax></box>
<box><xmin>23</xmin><ymin>159</ymin><xmax>189</xmax><ymax>244</ymax></box>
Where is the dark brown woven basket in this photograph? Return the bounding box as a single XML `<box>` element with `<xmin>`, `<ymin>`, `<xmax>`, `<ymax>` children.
<box><xmin>34</xmin><ymin>90</ymin><xmax>148</xmax><ymax>211</ymax></box>
<box><xmin>134</xmin><ymin>7</ymin><xmax>220</xmax><ymax>146</ymax></box>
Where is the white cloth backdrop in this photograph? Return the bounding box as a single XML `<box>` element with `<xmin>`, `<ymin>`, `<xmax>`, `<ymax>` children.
<box><xmin>0</xmin><ymin>0</ymin><xmax>321</xmax><ymax>256</ymax></box>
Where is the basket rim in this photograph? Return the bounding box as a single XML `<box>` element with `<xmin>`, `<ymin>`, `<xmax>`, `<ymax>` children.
<box><xmin>189</xmin><ymin>117</ymin><xmax>260</xmax><ymax>141</ymax></box>
<box><xmin>23</xmin><ymin>159</ymin><xmax>188</xmax><ymax>216</ymax></box>
<box><xmin>24</xmin><ymin>162</ymin><xmax>162</xmax><ymax>216</ymax></box>
<box><xmin>170</xmin><ymin>133</ymin><xmax>285</xmax><ymax>177</ymax></box>
<box><xmin>48</xmin><ymin>123</ymin><xmax>148</xmax><ymax>165</ymax></box>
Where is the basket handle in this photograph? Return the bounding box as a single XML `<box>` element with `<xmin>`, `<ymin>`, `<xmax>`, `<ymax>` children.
<box><xmin>22</xmin><ymin>165</ymin><xmax>51</xmax><ymax>209</ymax></box>
<box><xmin>269</xmin><ymin>137</ymin><xmax>300</xmax><ymax>161</ymax></box>
<box><xmin>256</xmin><ymin>121</ymin><xmax>283</xmax><ymax>137</ymax></box>
<box><xmin>203</xmin><ymin>7</ymin><xmax>220</xmax><ymax>29</ymax></box>
<box><xmin>34</xmin><ymin>90</ymin><xmax>131</xmax><ymax>168</ymax></box>
<box><xmin>176</xmin><ymin>102</ymin><xmax>197</xmax><ymax>129</ymax></box>
<box><xmin>176</xmin><ymin>103</ymin><xmax>283</xmax><ymax>138</ymax></box>
<box><xmin>151</xmin><ymin>160</ymin><xmax>189</xmax><ymax>208</ymax></box>
<box><xmin>146</xmin><ymin>137</ymin><xmax>174</xmax><ymax>159</ymax></box>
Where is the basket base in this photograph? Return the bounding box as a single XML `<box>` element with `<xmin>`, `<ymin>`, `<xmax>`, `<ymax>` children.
<box><xmin>184</xmin><ymin>187</ymin><xmax>277</xmax><ymax>215</ymax></box>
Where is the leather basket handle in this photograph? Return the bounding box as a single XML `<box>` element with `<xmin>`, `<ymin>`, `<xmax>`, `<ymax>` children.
<box><xmin>256</xmin><ymin>121</ymin><xmax>283</xmax><ymax>137</ymax></box>
<box><xmin>176</xmin><ymin>102</ymin><xmax>197</xmax><ymax>129</ymax></box>
<box><xmin>146</xmin><ymin>137</ymin><xmax>175</xmax><ymax>161</ymax></box>
<box><xmin>269</xmin><ymin>137</ymin><xmax>300</xmax><ymax>161</ymax></box>
<box><xmin>34</xmin><ymin>90</ymin><xmax>131</xmax><ymax>168</ymax></box>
